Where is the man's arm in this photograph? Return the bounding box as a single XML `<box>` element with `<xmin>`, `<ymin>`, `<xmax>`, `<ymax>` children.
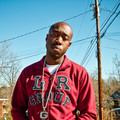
<box><xmin>77</xmin><ymin>70</ymin><xmax>97</xmax><ymax>120</ymax></box>
<box><xmin>11</xmin><ymin>71</ymin><xmax>29</xmax><ymax>120</ymax></box>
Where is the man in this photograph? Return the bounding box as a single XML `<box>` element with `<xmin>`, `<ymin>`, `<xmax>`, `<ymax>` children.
<box><xmin>11</xmin><ymin>22</ymin><xmax>97</xmax><ymax>120</ymax></box>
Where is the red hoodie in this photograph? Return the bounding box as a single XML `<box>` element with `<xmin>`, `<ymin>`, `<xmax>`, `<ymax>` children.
<box><xmin>11</xmin><ymin>55</ymin><xmax>97</xmax><ymax>120</ymax></box>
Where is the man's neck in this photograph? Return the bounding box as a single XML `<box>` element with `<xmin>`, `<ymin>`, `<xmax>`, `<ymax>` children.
<box><xmin>46</xmin><ymin>54</ymin><xmax>64</xmax><ymax>65</ymax></box>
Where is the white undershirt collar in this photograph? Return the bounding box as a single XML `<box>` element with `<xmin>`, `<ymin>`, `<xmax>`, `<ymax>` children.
<box><xmin>46</xmin><ymin>64</ymin><xmax>60</xmax><ymax>75</ymax></box>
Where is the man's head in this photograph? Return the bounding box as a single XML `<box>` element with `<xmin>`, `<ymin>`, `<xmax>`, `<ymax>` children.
<box><xmin>46</xmin><ymin>22</ymin><xmax>73</xmax><ymax>59</ymax></box>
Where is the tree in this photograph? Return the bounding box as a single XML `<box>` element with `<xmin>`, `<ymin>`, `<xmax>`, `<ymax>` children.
<box><xmin>0</xmin><ymin>42</ymin><xmax>21</xmax><ymax>98</ymax></box>
<box><xmin>113</xmin><ymin>54</ymin><xmax>120</xmax><ymax>81</ymax></box>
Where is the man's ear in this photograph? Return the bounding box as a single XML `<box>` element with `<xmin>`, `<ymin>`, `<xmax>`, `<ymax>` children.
<box><xmin>46</xmin><ymin>34</ymin><xmax>49</xmax><ymax>41</ymax></box>
<box><xmin>68</xmin><ymin>42</ymin><xmax>72</xmax><ymax>48</ymax></box>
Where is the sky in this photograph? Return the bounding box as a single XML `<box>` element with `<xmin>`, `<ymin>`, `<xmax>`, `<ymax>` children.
<box><xmin>0</xmin><ymin>0</ymin><xmax>120</xmax><ymax>81</ymax></box>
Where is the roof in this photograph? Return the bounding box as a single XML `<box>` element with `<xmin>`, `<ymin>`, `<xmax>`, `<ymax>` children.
<box><xmin>110</xmin><ymin>88</ymin><xmax>120</xmax><ymax>100</ymax></box>
<box><xmin>0</xmin><ymin>99</ymin><xmax>9</xmax><ymax>101</ymax></box>
<box><xmin>0</xmin><ymin>86</ymin><xmax>11</xmax><ymax>99</ymax></box>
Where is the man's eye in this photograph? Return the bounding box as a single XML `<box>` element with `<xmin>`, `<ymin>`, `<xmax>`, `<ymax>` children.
<box><xmin>54</xmin><ymin>33</ymin><xmax>58</xmax><ymax>37</ymax></box>
<box><xmin>63</xmin><ymin>36</ymin><xmax>68</xmax><ymax>40</ymax></box>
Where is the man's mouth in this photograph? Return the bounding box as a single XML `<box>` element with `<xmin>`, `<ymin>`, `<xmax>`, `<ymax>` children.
<box><xmin>52</xmin><ymin>45</ymin><xmax>61</xmax><ymax>51</ymax></box>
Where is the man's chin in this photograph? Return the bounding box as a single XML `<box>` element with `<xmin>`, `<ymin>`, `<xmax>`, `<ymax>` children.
<box><xmin>49</xmin><ymin>52</ymin><xmax>63</xmax><ymax>59</ymax></box>
<box><xmin>51</xmin><ymin>54</ymin><xmax>61</xmax><ymax>59</ymax></box>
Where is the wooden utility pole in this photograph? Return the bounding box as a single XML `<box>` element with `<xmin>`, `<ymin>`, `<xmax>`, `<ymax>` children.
<box><xmin>94</xmin><ymin>0</ymin><xmax>103</xmax><ymax>120</ymax></box>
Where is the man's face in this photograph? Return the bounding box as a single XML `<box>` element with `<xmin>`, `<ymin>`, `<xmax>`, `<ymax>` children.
<box><xmin>46</xmin><ymin>23</ymin><xmax>72</xmax><ymax>59</ymax></box>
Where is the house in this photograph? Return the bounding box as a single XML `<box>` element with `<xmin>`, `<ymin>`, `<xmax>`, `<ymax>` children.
<box><xmin>0</xmin><ymin>99</ymin><xmax>9</xmax><ymax>116</ymax></box>
<box><xmin>110</xmin><ymin>88</ymin><xmax>120</xmax><ymax>108</ymax></box>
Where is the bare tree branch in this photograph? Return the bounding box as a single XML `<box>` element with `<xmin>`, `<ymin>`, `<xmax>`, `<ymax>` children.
<box><xmin>0</xmin><ymin>42</ymin><xmax>21</xmax><ymax>98</ymax></box>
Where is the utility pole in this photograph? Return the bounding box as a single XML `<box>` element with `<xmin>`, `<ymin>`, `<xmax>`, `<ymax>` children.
<box><xmin>94</xmin><ymin>0</ymin><xmax>103</xmax><ymax>120</ymax></box>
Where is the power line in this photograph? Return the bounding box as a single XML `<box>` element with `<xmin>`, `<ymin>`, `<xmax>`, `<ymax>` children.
<box><xmin>105</xmin><ymin>34</ymin><xmax>120</xmax><ymax>37</ymax></box>
<box><xmin>75</xmin><ymin>2</ymin><xmax>92</xmax><ymax>40</ymax></box>
<box><xmin>1</xmin><ymin>36</ymin><xmax>94</xmax><ymax>62</ymax></box>
<box><xmin>101</xmin><ymin>10</ymin><xmax>120</xmax><ymax>38</ymax></box>
<box><xmin>84</xmin><ymin>42</ymin><xmax>97</xmax><ymax>67</ymax></box>
<box><xmin>11</xmin><ymin>52</ymin><xmax>45</xmax><ymax>62</ymax></box>
<box><xmin>0</xmin><ymin>10</ymin><xmax>92</xmax><ymax>44</ymax></box>
<box><xmin>100</xmin><ymin>8</ymin><xmax>120</xmax><ymax>18</ymax></box>
<box><xmin>1</xmin><ymin>4</ymin><xmax>120</xmax><ymax>66</ymax></box>
<box><xmin>76</xmin><ymin>16</ymin><xmax>120</xmax><ymax>66</ymax></box>
<box><xmin>80</xmin><ymin>1</ymin><xmax>107</xmax><ymax>66</ymax></box>
<box><xmin>69</xmin><ymin>36</ymin><xmax>95</xmax><ymax>60</ymax></box>
<box><xmin>72</xmin><ymin>36</ymin><xmax>95</xmax><ymax>44</ymax></box>
<box><xmin>100</xmin><ymin>2</ymin><xmax>120</xmax><ymax>33</ymax></box>
<box><xmin>0</xmin><ymin>25</ymin><xmax>50</xmax><ymax>44</ymax></box>
<box><xmin>105</xmin><ymin>32</ymin><xmax>120</xmax><ymax>35</ymax></box>
<box><xmin>80</xmin><ymin>1</ymin><xmax>120</xmax><ymax>67</ymax></box>
<box><xmin>104</xmin><ymin>37</ymin><xmax>120</xmax><ymax>42</ymax></box>
<box><xmin>102</xmin><ymin>46</ymin><xmax>120</xmax><ymax>51</ymax></box>
<box><xmin>80</xmin><ymin>36</ymin><xmax>96</xmax><ymax>66</ymax></box>
<box><xmin>87</xmin><ymin>23</ymin><xmax>96</xmax><ymax>37</ymax></box>
<box><xmin>104</xmin><ymin>10</ymin><xmax>120</xmax><ymax>31</ymax></box>
<box><xmin>63</xmin><ymin>10</ymin><xmax>92</xmax><ymax>22</ymax></box>
<box><xmin>99</xmin><ymin>0</ymin><xmax>103</xmax><ymax>5</ymax></box>
<box><xmin>6</xmin><ymin>36</ymin><xmax>94</xmax><ymax>62</ymax></box>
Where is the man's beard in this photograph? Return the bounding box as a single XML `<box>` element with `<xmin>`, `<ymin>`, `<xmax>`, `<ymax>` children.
<box><xmin>47</xmin><ymin>48</ymin><xmax>65</xmax><ymax>59</ymax></box>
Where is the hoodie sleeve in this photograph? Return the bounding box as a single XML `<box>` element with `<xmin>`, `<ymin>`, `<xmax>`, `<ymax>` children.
<box><xmin>11</xmin><ymin>70</ymin><xmax>29</xmax><ymax>120</ymax></box>
<box><xmin>77</xmin><ymin>69</ymin><xmax>97</xmax><ymax>120</ymax></box>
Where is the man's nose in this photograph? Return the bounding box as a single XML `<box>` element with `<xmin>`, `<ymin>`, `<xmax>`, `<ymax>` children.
<box><xmin>56</xmin><ymin>36</ymin><xmax>63</xmax><ymax>44</ymax></box>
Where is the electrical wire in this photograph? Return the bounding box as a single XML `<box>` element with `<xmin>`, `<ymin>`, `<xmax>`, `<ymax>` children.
<box><xmin>99</xmin><ymin>0</ymin><xmax>103</xmax><ymax>5</ymax></box>
<box><xmin>80</xmin><ymin>1</ymin><xmax>120</xmax><ymax>66</ymax></box>
<box><xmin>84</xmin><ymin>41</ymin><xmax>97</xmax><ymax>67</ymax></box>
<box><xmin>104</xmin><ymin>37</ymin><xmax>120</xmax><ymax>42</ymax></box>
<box><xmin>1</xmin><ymin>3</ymin><xmax>120</xmax><ymax>66</ymax></box>
<box><xmin>81</xmin><ymin>8</ymin><xmax>120</xmax><ymax>67</ymax></box>
<box><xmin>100</xmin><ymin>8</ymin><xmax>120</xmax><ymax>19</ymax></box>
<box><xmin>81</xmin><ymin>8</ymin><xmax>120</xmax><ymax>66</ymax></box>
<box><xmin>72</xmin><ymin>36</ymin><xmax>95</xmax><ymax>44</ymax></box>
<box><xmin>0</xmin><ymin>25</ymin><xmax>50</xmax><ymax>44</ymax></box>
<box><xmin>102</xmin><ymin>46</ymin><xmax>120</xmax><ymax>51</ymax></box>
<box><xmin>102</xmin><ymin>10</ymin><xmax>120</xmax><ymax>36</ymax></box>
<box><xmin>100</xmin><ymin>1</ymin><xmax>120</xmax><ymax>33</ymax></box>
<box><xmin>63</xmin><ymin>10</ymin><xmax>92</xmax><ymax>22</ymax></box>
<box><xmin>80</xmin><ymin>36</ymin><xmax>96</xmax><ymax>66</ymax></box>
<box><xmin>0</xmin><ymin>10</ymin><xmax>92</xmax><ymax>44</ymax></box>
<box><xmin>1</xmin><ymin>35</ymin><xmax>94</xmax><ymax>62</ymax></box>
<box><xmin>12</xmin><ymin>51</ymin><xmax>45</xmax><ymax>62</ymax></box>
<box><xmin>4</xmin><ymin>36</ymin><xmax>94</xmax><ymax>62</ymax></box>
<box><xmin>105</xmin><ymin>32</ymin><xmax>120</xmax><ymax>35</ymax></box>
<box><xmin>75</xmin><ymin>1</ymin><xmax>92</xmax><ymax>40</ymax></box>
<box><xmin>70</xmin><ymin>36</ymin><xmax>95</xmax><ymax>60</ymax></box>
